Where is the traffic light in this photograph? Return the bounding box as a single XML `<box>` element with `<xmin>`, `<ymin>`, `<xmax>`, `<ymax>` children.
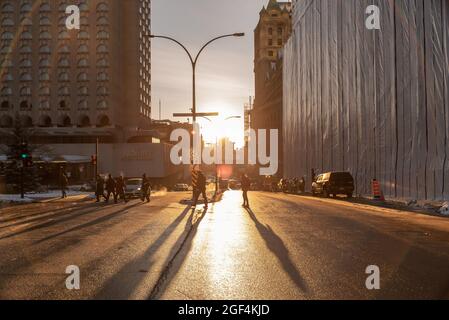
<box><xmin>19</xmin><ymin>142</ymin><xmax>29</xmax><ymax>160</ymax></box>
<box><xmin>91</xmin><ymin>155</ymin><xmax>97</xmax><ymax>165</ymax></box>
<box><xmin>19</xmin><ymin>142</ymin><xmax>33</xmax><ymax>167</ymax></box>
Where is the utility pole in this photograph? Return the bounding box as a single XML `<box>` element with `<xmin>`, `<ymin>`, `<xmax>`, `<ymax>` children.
<box><xmin>159</xmin><ymin>99</ymin><xmax>162</xmax><ymax>121</ymax></box>
<box><xmin>95</xmin><ymin>138</ymin><xmax>99</xmax><ymax>179</ymax></box>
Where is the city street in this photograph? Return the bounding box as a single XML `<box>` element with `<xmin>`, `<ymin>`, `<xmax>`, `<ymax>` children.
<box><xmin>0</xmin><ymin>191</ymin><xmax>448</xmax><ymax>299</ymax></box>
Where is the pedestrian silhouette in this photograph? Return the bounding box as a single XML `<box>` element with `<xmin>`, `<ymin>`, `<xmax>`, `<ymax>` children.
<box><xmin>60</xmin><ymin>172</ymin><xmax>68</xmax><ymax>199</ymax></box>
<box><xmin>192</xmin><ymin>170</ymin><xmax>208</xmax><ymax>209</ymax></box>
<box><xmin>115</xmin><ymin>175</ymin><xmax>127</xmax><ymax>203</ymax></box>
<box><xmin>241</xmin><ymin>173</ymin><xmax>250</xmax><ymax>207</ymax></box>
<box><xmin>141</xmin><ymin>173</ymin><xmax>151</xmax><ymax>203</ymax></box>
<box><xmin>95</xmin><ymin>174</ymin><xmax>105</xmax><ymax>202</ymax></box>
<box><xmin>105</xmin><ymin>174</ymin><xmax>116</xmax><ymax>203</ymax></box>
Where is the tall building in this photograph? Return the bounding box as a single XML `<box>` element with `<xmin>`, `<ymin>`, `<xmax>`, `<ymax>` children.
<box><xmin>0</xmin><ymin>0</ymin><xmax>180</xmax><ymax>184</ymax></box>
<box><xmin>253</xmin><ymin>0</ymin><xmax>292</xmax><ymax>176</ymax></box>
<box><xmin>0</xmin><ymin>0</ymin><xmax>151</xmax><ymax>133</ymax></box>
<box><xmin>254</xmin><ymin>0</ymin><xmax>291</xmax><ymax>99</ymax></box>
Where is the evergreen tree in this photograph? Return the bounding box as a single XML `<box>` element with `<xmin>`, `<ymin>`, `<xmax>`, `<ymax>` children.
<box><xmin>0</xmin><ymin>115</ymin><xmax>41</xmax><ymax>194</ymax></box>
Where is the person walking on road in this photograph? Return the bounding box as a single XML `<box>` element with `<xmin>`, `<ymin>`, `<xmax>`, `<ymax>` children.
<box><xmin>115</xmin><ymin>175</ymin><xmax>127</xmax><ymax>203</ymax></box>
<box><xmin>60</xmin><ymin>172</ymin><xmax>68</xmax><ymax>199</ymax></box>
<box><xmin>141</xmin><ymin>174</ymin><xmax>151</xmax><ymax>203</ymax></box>
<box><xmin>241</xmin><ymin>173</ymin><xmax>251</xmax><ymax>208</ymax></box>
<box><xmin>299</xmin><ymin>176</ymin><xmax>305</xmax><ymax>193</ymax></box>
<box><xmin>105</xmin><ymin>174</ymin><xmax>116</xmax><ymax>203</ymax></box>
<box><xmin>95</xmin><ymin>174</ymin><xmax>105</xmax><ymax>202</ymax></box>
<box><xmin>192</xmin><ymin>170</ymin><xmax>208</xmax><ymax>209</ymax></box>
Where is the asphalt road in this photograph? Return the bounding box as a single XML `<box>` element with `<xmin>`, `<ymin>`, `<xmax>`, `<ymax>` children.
<box><xmin>0</xmin><ymin>190</ymin><xmax>448</xmax><ymax>299</ymax></box>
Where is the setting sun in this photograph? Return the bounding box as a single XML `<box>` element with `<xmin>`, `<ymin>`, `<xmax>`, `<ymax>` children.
<box><xmin>197</xmin><ymin>103</ymin><xmax>244</xmax><ymax>148</ymax></box>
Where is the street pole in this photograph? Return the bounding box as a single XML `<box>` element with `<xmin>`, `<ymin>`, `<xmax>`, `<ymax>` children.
<box><xmin>150</xmin><ymin>33</ymin><xmax>244</xmax><ymax>200</ymax></box>
<box><xmin>95</xmin><ymin>137</ymin><xmax>98</xmax><ymax>182</ymax></box>
<box><xmin>215</xmin><ymin>136</ymin><xmax>219</xmax><ymax>196</ymax></box>
<box><xmin>20</xmin><ymin>165</ymin><xmax>24</xmax><ymax>199</ymax></box>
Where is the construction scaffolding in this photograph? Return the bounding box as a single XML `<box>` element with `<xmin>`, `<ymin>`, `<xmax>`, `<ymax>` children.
<box><xmin>283</xmin><ymin>0</ymin><xmax>449</xmax><ymax>200</ymax></box>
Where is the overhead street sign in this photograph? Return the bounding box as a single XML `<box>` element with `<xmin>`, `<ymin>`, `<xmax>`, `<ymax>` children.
<box><xmin>173</xmin><ymin>112</ymin><xmax>219</xmax><ymax>118</ymax></box>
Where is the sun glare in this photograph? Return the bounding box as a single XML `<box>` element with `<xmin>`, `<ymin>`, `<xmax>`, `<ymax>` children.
<box><xmin>198</xmin><ymin>103</ymin><xmax>244</xmax><ymax>148</ymax></box>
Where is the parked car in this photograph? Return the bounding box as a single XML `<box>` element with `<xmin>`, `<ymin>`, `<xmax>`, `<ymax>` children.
<box><xmin>173</xmin><ymin>183</ymin><xmax>189</xmax><ymax>191</ymax></box>
<box><xmin>312</xmin><ymin>172</ymin><xmax>355</xmax><ymax>198</ymax></box>
<box><xmin>125</xmin><ymin>178</ymin><xmax>143</xmax><ymax>198</ymax></box>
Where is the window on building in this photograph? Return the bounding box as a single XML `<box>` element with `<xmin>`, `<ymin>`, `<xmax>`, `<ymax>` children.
<box><xmin>20</xmin><ymin>115</ymin><xmax>33</xmax><ymax>127</ymax></box>
<box><xmin>97</xmin><ymin>3</ymin><xmax>109</xmax><ymax>12</ymax></box>
<box><xmin>39</xmin><ymin>31</ymin><xmax>51</xmax><ymax>40</ymax></box>
<box><xmin>58</xmin><ymin>87</ymin><xmax>69</xmax><ymax>96</ymax></box>
<box><xmin>0</xmin><ymin>115</ymin><xmax>13</xmax><ymax>128</ymax></box>
<box><xmin>39</xmin><ymin>71</ymin><xmax>50</xmax><ymax>81</ymax></box>
<box><xmin>2</xmin><ymin>3</ymin><xmax>14</xmax><ymax>13</ymax></box>
<box><xmin>59</xmin><ymin>101</ymin><xmax>68</xmax><ymax>110</ymax></box>
<box><xmin>40</xmin><ymin>115</ymin><xmax>52</xmax><ymax>127</ymax></box>
<box><xmin>97</xmin><ymin>100</ymin><xmax>108</xmax><ymax>109</ymax></box>
<box><xmin>78</xmin><ymin>115</ymin><xmax>91</xmax><ymax>127</ymax></box>
<box><xmin>59</xmin><ymin>115</ymin><xmax>72</xmax><ymax>127</ymax></box>
<box><xmin>78</xmin><ymin>72</ymin><xmax>88</xmax><ymax>82</ymax></box>
<box><xmin>79</xmin><ymin>86</ymin><xmax>88</xmax><ymax>95</ymax></box>
<box><xmin>1</xmin><ymin>31</ymin><xmax>13</xmax><ymax>40</ymax></box>
<box><xmin>1</xmin><ymin>17</ymin><xmax>14</xmax><ymax>26</ymax></box>
<box><xmin>20</xmin><ymin>87</ymin><xmax>31</xmax><ymax>96</ymax></box>
<box><xmin>1</xmin><ymin>101</ymin><xmax>10</xmax><ymax>109</ymax></box>
<box><xmin>97</xmin><ymin>115</ymin><xmax>110</xmax><ymax>127</ymax></box>
<box><xmin>78</xmin><ymin>100</ymin><xmax>88</xmax><ymax>109</ymax></box>
<box><xmin>20</xmin><ymin>100</ymin><xmax>30</xmax><ymax>109</ymax></box>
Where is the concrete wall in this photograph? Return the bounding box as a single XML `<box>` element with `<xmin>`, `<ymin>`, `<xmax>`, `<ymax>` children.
<box><xmin>41</xmin><ymin>143</ymin><xmax>178</xmax><ymax>178</ymax></box>
<box><xmin>283</xmin><ymin>0</ymin><xmax>449</xmax><ymax>200</ymax></box>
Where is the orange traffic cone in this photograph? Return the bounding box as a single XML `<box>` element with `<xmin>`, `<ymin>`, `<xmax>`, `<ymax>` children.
<box><xmin>372</xmin><ymin>179</ymin><xmax>385</xmax><ymax>201</ymax></box>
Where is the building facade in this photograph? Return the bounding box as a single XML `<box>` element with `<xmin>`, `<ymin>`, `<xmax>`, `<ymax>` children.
<box><xmin>252</xmin><ymin>0</ymin><xmax>292</xmax><ymax>176</ymax></box>
<box><xmin>0</xmin><ymin>0</ymin><xmax>184</xmax><ymax>184</ymax></box>
<box><xmin>0</xmin><ymin>0</ymin><xmax>151</xmax><ymax>131</ymax></box>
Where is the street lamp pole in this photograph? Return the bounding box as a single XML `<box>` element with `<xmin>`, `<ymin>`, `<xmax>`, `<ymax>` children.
<box><xmin>149</xmin><ymin>33</ymin><xmax>245</xmax><ymax>122</ymax></box>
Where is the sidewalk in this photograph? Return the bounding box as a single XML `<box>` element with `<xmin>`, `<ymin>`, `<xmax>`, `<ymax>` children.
<box><xmin>273</xmin><ymin>191</ymin><xmax>449</xmax><ymax>217</ymax></box>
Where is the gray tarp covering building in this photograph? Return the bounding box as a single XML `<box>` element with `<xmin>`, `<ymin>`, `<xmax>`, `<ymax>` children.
<box><xmin>283</xmin><ymin>0</ymin><xmax>449</xmax><ymax>200</ymax></box>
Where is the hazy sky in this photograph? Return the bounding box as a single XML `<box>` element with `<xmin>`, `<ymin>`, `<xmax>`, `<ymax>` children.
<box><xmin>151</xmin><ymin>0</ymin><xmax>269</xmax><ymax>143</ymax></box>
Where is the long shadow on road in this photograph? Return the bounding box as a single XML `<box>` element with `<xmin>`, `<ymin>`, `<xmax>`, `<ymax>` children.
<box><xmin>245</xmin><ymin>207</ymin><xmax>309</xmax><ymax>293</ymax></box>
<box><xmin>0</xmin><ymin>202</ymin><xmax>143</xmax><ymax>288</ymax></box>
<box><xmin>149</xmin><ymin>206</ymin><xmax>208</xmax><ymax>299</ymax></box>
<box><xmin>93</xmin><ymin>205</ymin><xmax>193</xmax><ymax>299</ymax></box>
<box><xmin>0</xmin><ymin>202</ymin><xmax>119</xmax><ymax>240</ymax></box>
<box><xmin>34</xmin><ymin>202</ymin><xmax>144</xmax><ymax>244</ymax></box>
<box><xmin>0</xmin><ymin>202</ymin><xmax>100</xmax><ymax>230</ymax></box>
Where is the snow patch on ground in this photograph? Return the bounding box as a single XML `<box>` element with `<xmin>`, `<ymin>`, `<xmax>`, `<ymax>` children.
<box><xmin>0</xmin><ymin>191</ymin><xmax>89</xmax><ymax>203</ymax></box>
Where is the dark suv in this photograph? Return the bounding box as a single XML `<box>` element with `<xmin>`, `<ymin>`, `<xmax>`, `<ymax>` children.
<box><xmin>312</xmin><ymin>172</ymin><xmax>355</xmax><ymax>198</ymax></box>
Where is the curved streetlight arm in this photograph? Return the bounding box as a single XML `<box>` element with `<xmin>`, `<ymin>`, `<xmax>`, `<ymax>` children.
<box><xmin>150</xmin><ymin>33</ymin><xmax>244</xmax><ymax>122</ymax></box>
<box><xmin>149</xmin><ymin>35</ymin><xmax>194</xmax><ymax>65</ymax></box>
<box><xmin>224</xmin><ymin>116</ymin><xmax>241</xmax><ymax>121</ymax></box>
<box><xmin>194</xmin><ymin>34</ymin><xmax>243</xmax><ymax>65</ymax></box>
<box><xmin>199</xmin><ymin>116</ymin><xmax>212</xmax><ymax>123</ymax></box>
